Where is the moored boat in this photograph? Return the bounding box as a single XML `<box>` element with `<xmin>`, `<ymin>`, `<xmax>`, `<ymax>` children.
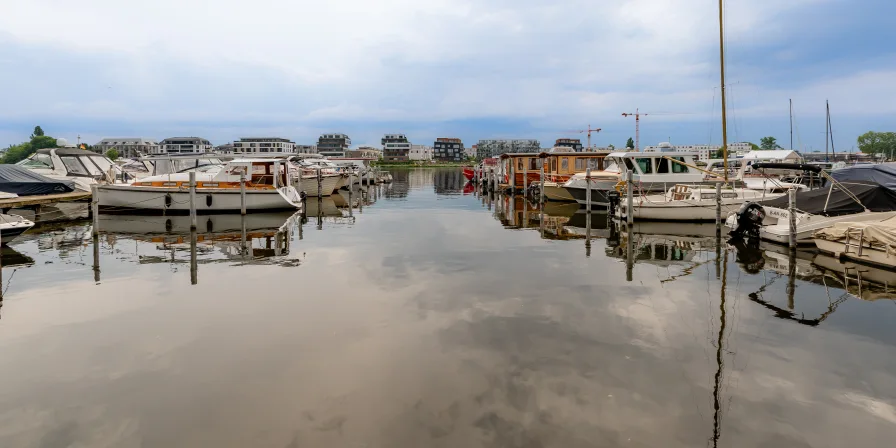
<box><xmin>96</xmin><ymin>159</ymin><xmax>303</xmax><ymax>213</ymax></box>
<box><xmin>0</xmin><ymin>214</ymin><xmax>35</xmax><ymax>245</ymax></box>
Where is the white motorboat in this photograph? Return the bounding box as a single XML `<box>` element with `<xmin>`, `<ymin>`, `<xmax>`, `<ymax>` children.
<box><xmin>727</xmin><ymin>181</ymin><xmax>896</xmax><ymax>244</ymax></box>
<box><xmin>298</xmin><ymin>171</ymin><xmax>343</xmax><ymax>197</ymax></box>
<box><xmin>291</xmin><ymin>158</ymin><xmax>350</xmax><ymax>191</ymax></box>
<box><xmin>618</xmin><ymin>184</ymin><xmax>785</xmax><ymax>222</ymax></box>
<box><xmin>561</xmin><ymin>150</ymin><xmax>707</xmax><ymax>205</ymax></box>
<box><xmin>16</xmin><ymin>141</ymin><xmax>123</xmax><ymax>191</ymax></box>
<box><xmin>96</xmin><ymin>159</ymin><xmax>303</xmax><ymax>213</ymax></box>
<box><xmin>0</xmin><ymin>214</ymin><xmax>34</xmax><ymax>245</ymax></box>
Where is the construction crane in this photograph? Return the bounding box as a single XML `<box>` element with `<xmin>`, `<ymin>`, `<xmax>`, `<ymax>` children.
<box><xmin>620</xmin><ymin>109</ymin><xmax>647</xmax><ymax>151</ymax></box>
<box><xmin>621</xmin><ymin>110</ymin><xmax>687</xmax><ymax>151</ymax></box>
<box><xmin>562</xmin><ymin>125</ymin><xmax>602</xmax><ymax>150</ymax></box>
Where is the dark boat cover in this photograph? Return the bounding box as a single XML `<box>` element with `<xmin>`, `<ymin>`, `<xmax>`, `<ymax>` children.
<box><xmin>831</xmin><ymin>163</ymin><xmax>896</xmax><ymax>190</ymax></box>
<box><xmin>758</xmin><ymin>181</ymin><xmax>896</xmax><ymax>216</ymax></box>
<box><xmin>0</xmin><ymin>165</ymin><xmax>75</xmax><ymax>196</ymax></box>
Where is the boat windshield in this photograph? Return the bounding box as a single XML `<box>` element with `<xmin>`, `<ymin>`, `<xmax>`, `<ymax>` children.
<box><xmin>17</xmin><ymin>153</ymin><xmax>53</xmax><ymax>169</ymax></box>
<box><xmin>89</xmin><ymin>156</ymin><xmax>115</xmax><ymax>174</ymax></box>
<box><xmin>59</xmin><ymin>156</ymin><xmax>93</xmax><ymax>176</ymax></box>
<box><xmin>603</xmin><ymin>159</ymin><xmax>621</xmax><ymax>173</ymax></box>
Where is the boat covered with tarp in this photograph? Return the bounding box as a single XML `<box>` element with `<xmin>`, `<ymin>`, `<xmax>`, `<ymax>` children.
<box><xmin>0</xmin><ymin>165</ymin><xmax>75</xmax><ymax>196</ymax></box>
<box><xmin>757</xmin><ymin>181</ymin><xmax>896</xmax><ymax>217</ymax></box>
<box><xmin>830</xmin><ymin>163</ymin><xmax>896</xmax><ymax>191</ymax></box>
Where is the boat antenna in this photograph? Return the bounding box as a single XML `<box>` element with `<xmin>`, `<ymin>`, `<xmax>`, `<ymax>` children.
<box><xmin>718</xmin><ymin>0</ymin><xmax>729</xmax><ymax>183</ymax></box>
<box><xmin>827</xmin><ymin>101</ymin><xmax>836</xmax><ymax>161</ymax></box>
<box><xmin>825</xmin><ymin>100</ymin><xmax>830</xmax><ymax>162</ymax></box>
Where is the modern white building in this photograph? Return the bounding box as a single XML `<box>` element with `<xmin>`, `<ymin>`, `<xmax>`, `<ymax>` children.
<box><xmin>93</xmin><ymin>138</ymin><xmax>159</xmax><ymax>158</ymax></box>
<box><xmin>409</xmin><ymin>144</ymin><xmax>433</xmax><ymax>162</ymax></box>
<box><xmin>156</xmin><ymin>137</ymin><xmax>213</xmax><ymax>155</ymax></box>
<box><xmin>382</xmin><ymin>134</ymin><xmax>411</xmax><ymax>161</ymax></box>
<box><xmin>642</xmin><ymin>142</ymin><xmax>754</xmax><ymax>161</ymax></box>
<box><xmin>295</xmin><ymin>145</ymin><xmax>317</xmax><ymax>154</ymax></box>
<box><xmin>230</xmin><ymin>137</ymin><xmax>296</xmax><ymax>155</ymax></box>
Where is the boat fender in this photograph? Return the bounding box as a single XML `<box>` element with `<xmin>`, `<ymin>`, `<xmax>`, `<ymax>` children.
<box><xmin>165</xmin><ymin>218</ymin><xmax>173</xmax><ymax>232</ymax></box>
<box><xmin>206</xmin><ymin>194</ymin><xmax>213</xmax><ymax>207</ymax></box>
<box><xmin>164</xmin><ymin>193</ymin><xmax>172</xmax><ymax>208</ymax></box>
<box><xmin>206</xmin><ymin>218</ymin><xmax>213</xmax><ymax>233</ymax></box>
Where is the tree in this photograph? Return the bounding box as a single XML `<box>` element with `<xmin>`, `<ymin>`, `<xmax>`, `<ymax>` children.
<box><xmin>31</xmin><ymin>126</ymin><xmax>44</xmax><ymax>138</ymax></box>
<box><xmin>30</xmin><ymin>135</ymin><xmax>57</xmax><ymax>151</ymax></box>
<box><xmin>857</xmin><ymin>131</ymin><xmax>896</xmax><ymax>158</ymax></box>
<box><xmin>607</xmin><ymin>144</ymin><xmax>615</xmax><ymax>151</ymax></box>
<box><xmin>759</xmin><ymin>136</ymin><xmax>780</xmax><ymax>150</ymax></box>
<box><xmin>1</xmin><ymin>142</ymin><xmax>33</xmax><ymax>164</ymax></box>
<box><xmin>105</xmin><ymin>148</ymin><xmax>120</xmax><ymax>161</ymax></box>
<box><xmin>625</xmin><ymin>137</ymin><xmax>635</xmax><ymax>149</ymax></box>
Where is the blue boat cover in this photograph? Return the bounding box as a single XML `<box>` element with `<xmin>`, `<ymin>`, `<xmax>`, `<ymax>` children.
<box><xmin>0</xmin><ymin>165</ymin><xmax>75</xmax><ymax>196</ymax></box>
<box><xmin>831</xmin><ymin>163</ymin><xmax>896</xmax><ymax>191</ymax></box>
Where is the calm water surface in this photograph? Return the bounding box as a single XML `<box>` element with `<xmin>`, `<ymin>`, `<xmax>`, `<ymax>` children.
<box><xmin>1</xmin><ymin>168</ymin><xmax>895</xmax><ymax>447</ymax></box>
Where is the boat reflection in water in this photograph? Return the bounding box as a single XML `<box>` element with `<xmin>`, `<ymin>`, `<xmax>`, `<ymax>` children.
<box><xmin>97</xmin><ymin>212</ymin><xmax>302</xmax><ymax>272</ymax></box>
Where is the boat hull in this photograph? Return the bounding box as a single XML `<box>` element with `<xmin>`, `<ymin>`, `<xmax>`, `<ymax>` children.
<box><xmin>299</xmin><ymin>175</ymin><xmax>341</xmax><ymax>196</ymax></box>
<box><xmin>0</xmin><ymin>215</ymin><xmax>34</xmax><ymax>245</ymax></box>
<box><xmin>97</xmin><ymin>185</ymin><xmax>303</xmax><ymax>213</ymax></box>
<box><xmin>543</xmin><ymin>183</ymin><xmax>576</xmax><ymax>202</ymax></box>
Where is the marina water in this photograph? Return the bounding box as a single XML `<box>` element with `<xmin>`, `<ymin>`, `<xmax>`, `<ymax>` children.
<box><xmin>1</xmin><ymin>167</ymin><xmax>895</xmax><ymax>447</ymax></box>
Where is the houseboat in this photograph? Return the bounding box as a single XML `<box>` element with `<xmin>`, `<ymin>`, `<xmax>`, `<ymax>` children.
<box><xmin>537</xmin><ymin>151</ymin><xmax>612</xmax><ymax>201</ymax></box>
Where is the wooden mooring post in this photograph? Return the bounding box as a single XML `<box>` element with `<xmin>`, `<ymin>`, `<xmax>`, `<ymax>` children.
<box><xmin>240</xmin><ymin>172</ymin><xmax>247</xmax><ymax>215</ymax></box>
<box><xmin>788</xmin><ymin>189</ymin><xmax>797</xmax><ymax>249</ymax></box>
<box><xmin>626</xmin><ymin>169</ymin><xmax>634</xmax><ymax>226</ymax></box>
<box><xmin>91</xmin><ymin>185</ymin><xmax>99</xmax><ymax>236</ymax></box>
<box><xmin>189</xmin><ymin>171</ymin><xmax>197</xmax><ymax>229</ymax></box>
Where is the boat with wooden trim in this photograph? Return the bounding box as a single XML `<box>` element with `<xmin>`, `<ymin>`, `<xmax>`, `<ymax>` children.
<box><xmin>96</xmin><ymin>159</ymin><xmax>303</xmax><ymax>213</ymax></box>
<box><xmin>537</xmin><ymin>151</ymin><xmax>611</xmax><ymax>201</ymax></box>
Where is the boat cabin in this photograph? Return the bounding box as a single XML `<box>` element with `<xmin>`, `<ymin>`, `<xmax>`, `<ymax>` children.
<box><xmin>538</xmin><ymin>151</ymin><xmax>612</xmax><ymax>183</ymax></box>
<box><xmin>603</xmin><ymin>151</ymin><xmax>705</xmax><ymax>183</ymax></box>
<box><xmin>499</xmin><ymin>153</ymin><xmax>545</xmax><ymax>189</ymax></box>
<box><xmin>19</xmin><ymin>147</ymin><xmax>121</xmax><ymax>180</ymax></box>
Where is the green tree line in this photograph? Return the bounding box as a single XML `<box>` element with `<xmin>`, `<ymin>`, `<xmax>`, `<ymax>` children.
<box><xmin>2</xmin><ymin>126</ymin><xmax>58</xmax><ymax>164</ymax></box>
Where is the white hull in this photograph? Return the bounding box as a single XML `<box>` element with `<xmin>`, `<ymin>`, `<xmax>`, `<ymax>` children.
<box><xmin>814</xmin><ymin>238</ymin><xmax>896</xmax><ymax>270</ymax></box>
<box><xmin>619</xmin><ymin>201</ymin><xmax>747</xmax><ymax>221</ymax></box>
<box><xmin>299</xmin><ymin>175</ymin><xmax>341</xmax><ymax>197</ymax></box>
<box><xmin>97</xmin><ymin>185</ymin><xmax>303</xmax><ymax>212</ymax></box>
<box><xmin>738</xmin><ymin>209</ymin><xmax>896</xmax><ymax>244</ymax></box>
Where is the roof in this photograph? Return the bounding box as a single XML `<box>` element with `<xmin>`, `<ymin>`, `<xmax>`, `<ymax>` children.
<box><xmin>536</xmin><ymin>151</ymin><xmax>611</xmax><ymax>158</ymax></box>
<box><xmin>36</xmin><ymin>147</ymin><xmax>106</xmax><ymax>156</ymax></box>
<box><xmin>95</xmin><ymin>137</ymin><xmax>158</xmax><ymax>145</ymax></box>
<box><xmin>742</xmin><ymin>150</ymin><xmax>800</xmax><ymax>160</ymax></box>
<box><xmin>606</xmin><ymin>151</ymin><xmax>700</xmax><ymax>158</ymax></box>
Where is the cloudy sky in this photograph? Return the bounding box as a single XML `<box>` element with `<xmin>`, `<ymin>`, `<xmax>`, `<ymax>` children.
<box><xmin>1</xmin><ymin>0</ymin><xmax>893</xmax><ymax>151</ymax></box>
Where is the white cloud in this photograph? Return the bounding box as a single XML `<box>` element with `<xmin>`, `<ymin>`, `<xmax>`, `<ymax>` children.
<box><xmin>0</xmin><ymin>0</ymin><xmax>887</xmax><ymax>149</ymax></box>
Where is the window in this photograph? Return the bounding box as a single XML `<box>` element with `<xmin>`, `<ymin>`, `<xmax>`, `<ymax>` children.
<box><xmin>575</xmin><ymin>158</ymin><xmax>587</xmax><ymax>171</ymax></box>
<box><xmin>670</xmin><ymin>157</ymin><xmax>689</xmax><ymax>173</ymax></box>
<box><xmin>89</xmin><ymin>156</ymin><xmax>114</xmax><ymax>174</ymax></box>
<box><xmin>561</xmin><ymin>157</ymin><xmax>568</xmax><ymax>171</ymax></box>
<box><xmin>656</xmin><ymin>158</ymin><xmax>669</xmax><ymax>173</ymax></box>
<box><xmin>529</xmin><ymin>158</ymin><xmax>539</xmax><ymax>170</ymax></box>
<box><xmin>517</xmin><ymin>159</ymin><xmax>524</xmax><ymax>171</ymax></box>
<box><xmin>635</xmin><ymin>158</ymin><xmax>653</xmax><ymax>174</ymax></box>
<box><xmin>19</xmin><ymin>153</ymin><xmax>53</xmax><ymax>168</ymax></box>
<box><xmin>60</xmin><ymin>156</ymin><xmax>90</xmax><ymax>175</ymax></box>
<box><xmin>550</xmin><ymin>158</ymin><xmax>557</xmax><ymax>172</ymax></box>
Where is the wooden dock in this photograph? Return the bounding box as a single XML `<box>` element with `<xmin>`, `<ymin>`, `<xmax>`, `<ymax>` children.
<box><xmin>0</xmin><ymin>192</ymin><xmax>92</xmax><ymax>218</ymax></box>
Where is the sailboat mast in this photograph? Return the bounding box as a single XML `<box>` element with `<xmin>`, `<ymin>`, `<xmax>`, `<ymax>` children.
<box><xmin>789</xmin><ymin>99</ymin><xmax>793</xmax><ymax>150</ymax></box>
<box><xmin>825</xmin><ymin>100</ymin><xmax>830</xmax><ymax>162</ymax></box>
<box><xmin>718</xmin><ymin>0</ymin><xmax>729</xmax><ymax>182</ymax></box>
